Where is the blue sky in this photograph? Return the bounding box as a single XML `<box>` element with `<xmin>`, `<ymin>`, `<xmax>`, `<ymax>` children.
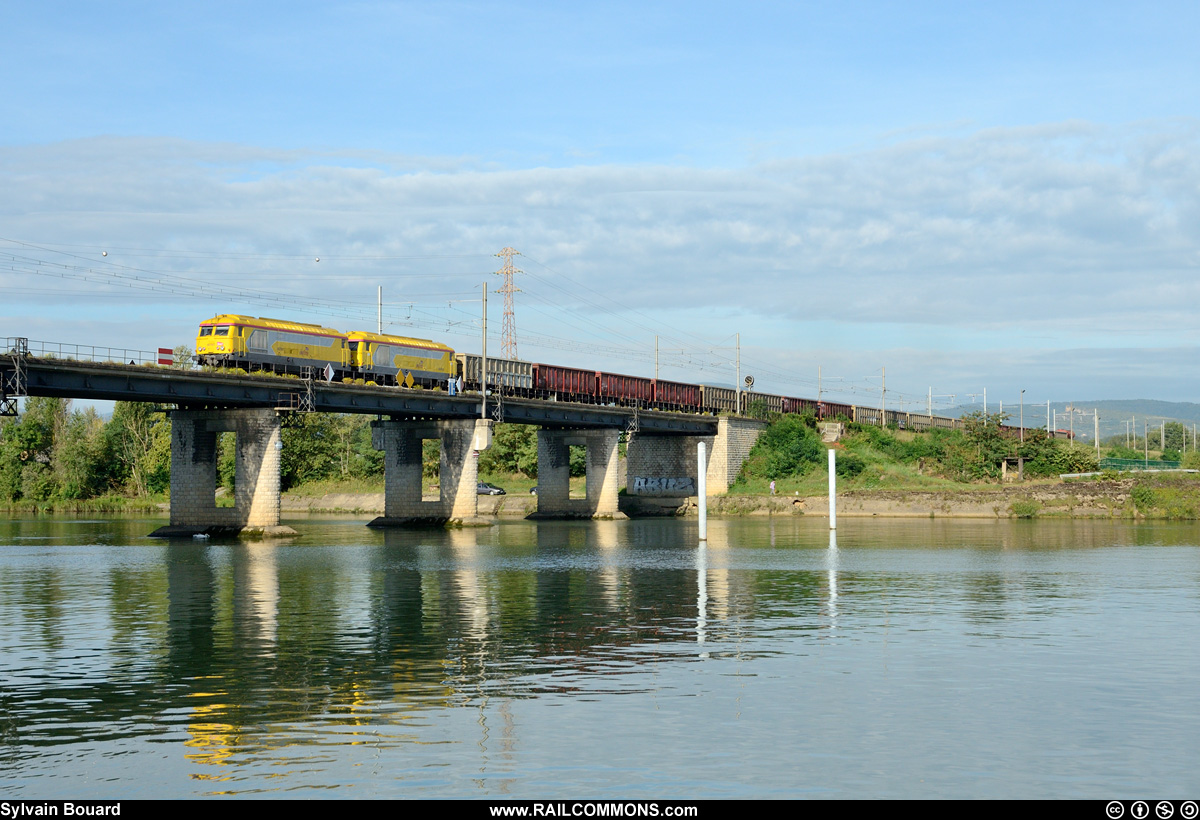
<box><xmin>2</xmin><ymin>1</ymin><xmax>1199</xmax><ymax>410</ymax></box>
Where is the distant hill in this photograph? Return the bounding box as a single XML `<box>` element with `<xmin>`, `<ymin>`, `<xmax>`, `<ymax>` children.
<box><xmin>943</xmin><ymin>399</ymin><xmax>1200</xmax><ymax>442</ymax></box>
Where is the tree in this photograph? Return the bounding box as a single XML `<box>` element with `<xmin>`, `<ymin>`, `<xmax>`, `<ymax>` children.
<box><xmin>1019</xmin><ymin>427</ymin><xmax>1098</xmax><ymax>476</ymax></box>
<box><xmin>422</xmin><ymin>437</ymin><xmax>440</xmax><ymax>479</ymax></box>
<box><xmin>173</xmin><ymin>345</ymin><xmax>194</xmax><ymax>368</ymax></box>
<box><xmin>477</xmin><ymin>424</ymin><xmax>540</xmax><ymax>476</ymax></box>
<box><xmin>0</xmin><ymin>398</ymin><xmax>68</xmax><ymax>501</ymax></box>
<box><xmin>106</xmin><ymin>402</ymin><xmax>171</xmax><ymax>496</ymax></box>
<box><xmin>1164</xmin><ymin>421</ymin><xmax>1187</xmax><ymax>453</ymax></box>
<box><xmin>959</xmin><ymin>410</ymin><xmax>1011</xmax><ymax>479</ymax></box>
<box><xmin>51</xmin><ymin>407</ymin><xmax>110</xmax><ymax>498</ymax></box>
<box><xmin>0</xmin><ymin>398</ymin><xmax>124</xmax><ymax>501</ymax></box>
<box><xmin>281</xmin><ymin>414</ymin><xmax>342</xmax><ymax>489</ymax></box>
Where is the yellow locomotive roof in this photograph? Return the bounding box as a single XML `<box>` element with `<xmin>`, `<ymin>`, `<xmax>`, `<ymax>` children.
<box><xmin>199</xmin><ymin>315</ymin><xmax>345</xmax><ymax>336</ymax></box>
<box><xmin>345</xmin><ymin>330</ymin><xmax>453</xmax><ymax>352</ymax></box>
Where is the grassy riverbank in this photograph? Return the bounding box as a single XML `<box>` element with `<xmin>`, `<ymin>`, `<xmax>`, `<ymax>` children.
<box><xmin>8</xmin><ymin>471</ymin><xmax>1200</xmax><ymax>520</ymax></box>
<box><xmin>7</xmin><ymin>401</ymin><xmax>1200</xmax><ymax>519</ymax></box>
<box><xmin>0</xmin><ymin>494</ymin><xmax>167</xmax><ymax>514</ymax></box>
<box><xmin>277</xmin><ymin>471</ymin><xmax>1200</xmax><ymax>520</ymax></box>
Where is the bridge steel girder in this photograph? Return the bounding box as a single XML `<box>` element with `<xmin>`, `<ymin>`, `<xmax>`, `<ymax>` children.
<box><xmin>3</xmin><ymin>356</ymin><xmax>719</xmax><ymax>435</ymax></box>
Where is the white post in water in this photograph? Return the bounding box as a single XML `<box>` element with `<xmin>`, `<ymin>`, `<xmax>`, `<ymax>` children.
<box><xmin>481</xmin><ymin>283</ymin><xmax>488</xmax><ymax>421</ymax></box>
<box><xmin>828</xmin><ymin>447</ymin><xmax>837</xmax><ymax>530</ymax></box>
<box><xmin>698</xmin><ymin>442</ymin><xmax>708</xmax><ymax>541</ymax></box>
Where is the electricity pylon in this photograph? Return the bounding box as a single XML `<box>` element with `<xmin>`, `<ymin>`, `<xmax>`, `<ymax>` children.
<box><xmin>494</xmin><ymin>247</ymin><xmax>522</xmax><ymax>360</ymax></box>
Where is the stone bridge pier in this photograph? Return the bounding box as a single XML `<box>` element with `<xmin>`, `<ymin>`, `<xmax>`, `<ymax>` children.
<box><xmin>150</xmin><ymin>408</ymin><xmax>297</xmax><ymax>538</ymax></box>
<box><xmin>368</xmin><ymin>418</ymin><xmax>493</xmax><ymax>528</ymax></box>
<box><xmin>530</xmin><ymin>428</ymin><xmax>626</xmax><ymax>519</ymax></box>
<box><xmin>623</xmin><ymin>416</ymin><xmax>767</xmax><ymax>514</ymax></box>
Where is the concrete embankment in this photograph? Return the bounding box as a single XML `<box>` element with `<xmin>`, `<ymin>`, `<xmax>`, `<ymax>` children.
<box><xmin>282</xmin><ymin>492</ymin><xmax>539</xmax><ymax>517</ymax></box>
<box><xmin>662</xmin><ymin>481</ymin><xmax>1135</xmax><ymax>518</ymax></box>
<box><xmin>282</xmin><ymin>480</ymin><xmax>1140</xmax><ymax>519</ymax></box>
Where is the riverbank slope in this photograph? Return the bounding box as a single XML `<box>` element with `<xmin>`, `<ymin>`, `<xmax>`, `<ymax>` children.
<box><xmin>278</xmin><ymin>474</ymin><xmax>1199</xmax><ymax>519</ymax></box>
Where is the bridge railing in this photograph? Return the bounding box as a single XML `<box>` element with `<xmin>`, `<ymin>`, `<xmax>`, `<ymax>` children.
<box><xmin>4</xmin><ymin>337</ymin><xmax>177</xmax><ymax>367</ymax></box>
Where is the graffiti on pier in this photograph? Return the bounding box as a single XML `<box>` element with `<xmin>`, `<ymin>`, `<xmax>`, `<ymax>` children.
<box><xmin>630</xmin><ymin>476</ymin><xmax>697</xmax><ymax>496</ymax></box>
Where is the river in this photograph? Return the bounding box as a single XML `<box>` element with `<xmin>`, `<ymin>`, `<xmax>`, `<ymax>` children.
<box><xmin>1</xmin><ymin>514</ymin><xmax>1197</xmax><ymax>799</ymax></box>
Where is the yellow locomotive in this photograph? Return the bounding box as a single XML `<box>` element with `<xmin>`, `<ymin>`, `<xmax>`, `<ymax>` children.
<box><xmin>195</xmin><ymin>314</ymin><xmax>455</xmax><ymax>388</ymax></box>
<box><xmin>344</xmin><ymin>330</ymin><xmax>455</xmax><ymax>388</ymax></box>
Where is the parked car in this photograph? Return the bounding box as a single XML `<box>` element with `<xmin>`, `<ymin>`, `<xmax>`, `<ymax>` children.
<box><xmin>477</xmin><ymin>482</ymin><xmax>506</xmax><ymax>496</ymax></box>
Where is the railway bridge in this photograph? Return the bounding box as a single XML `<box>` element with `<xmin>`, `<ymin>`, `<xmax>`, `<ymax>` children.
<box><xmin>0</xmin><ymin>340</ymin><xmax>765</xmax><ymax>537</ymax></box>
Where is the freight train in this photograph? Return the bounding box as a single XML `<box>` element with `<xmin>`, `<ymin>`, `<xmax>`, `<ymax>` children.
<box><xmin>194</xmin><ymin>314</ymin><xmax>1058</xmax><ymax>437</ymax></box>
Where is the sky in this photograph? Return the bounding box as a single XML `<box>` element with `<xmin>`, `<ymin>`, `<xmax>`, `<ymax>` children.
<box><xmin>2</xmin><ymin>1</ymin><xmax>1199</xmax><ymax>412</ymax></box>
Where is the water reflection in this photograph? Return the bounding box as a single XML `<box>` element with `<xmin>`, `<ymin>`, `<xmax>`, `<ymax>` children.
<box><xmin>1</xmin><ymin>515</ymin><xmax>1199</xmax><ymax>797</ymax></box>
<box><xmin>828</xmin><ymin>529</ymin><xmax>838</xmax><ymax>628</ymax></box>
<box><xmin>696</xmin><ymin>543</ymin><xmax>707</xmax><ymax>656</ymax></box>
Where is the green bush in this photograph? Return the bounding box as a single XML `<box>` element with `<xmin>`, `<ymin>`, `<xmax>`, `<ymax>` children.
<box><xmin>1131</xmin><ymin>484</ymin><xmax>1157</xmax><ymax>510</ymax></box>
<box><xmin>1020</xmin><ymin>429</ymin><xmax>1099</xmax><ymax>477</ymax></box>
<box><xmin>1129</xmin><ymin>477</ymin><xmax>1200</xmax><ymax>519</ymax></box>
<box><xmin>739</xmin><ymin>414</ymin><xmax>826</xmax><ymax>480</ymax></box>
<box><xmin>851</xmin><ymin>425</ymin><xmax>943</xmax><ymax>463</ymax></box>
<box><xmin>1010</xmin><ymin>499</ymin><xmax>1041</xmax><ymax>518</ymax></box>
<box><xmin>835</xmin><ymin>453</ymin><xmax>865</xmax><ymax>478</ymax></box>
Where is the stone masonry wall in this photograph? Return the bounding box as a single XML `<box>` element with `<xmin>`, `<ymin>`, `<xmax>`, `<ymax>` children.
<box><xmin>708</xmin><ymin>416</ymin><xmax>767</xmax><ymax>493</ymax></box>
<box><xmin>371</xmin><ymin>419</ymin><xmax>480</xmax><ymax>521</ymax></box>
<box><xmin>626</xmin><ymin>416</ymin><xmax>766</xmax><ymax>497</ymax></box>
<box><xmin>168</xmin><ymin>408</ymin><xmax>282</xmax><ymax>528</ymax></box>
<box><xmin>535</xmin><ymin>429</ymin><xmax>621</xmax><ymax>518</ymax></box>
<box><xmin>625</xmin><ymin>434</ymin><xmax>710</xmax><ymax>497</ymax></box>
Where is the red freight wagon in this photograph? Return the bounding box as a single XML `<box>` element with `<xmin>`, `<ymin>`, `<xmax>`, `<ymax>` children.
<box><xmin>824</xmin><ymin>401</ymin><xmax>854</xmax><ymax>420</ymax></box>
<box><xmin>599</xmin><ymin>371</ymin><xmax>654</xmax><ymax>405</ymax></box>
<box><xmin>532</xmin><ymin>363</ymin><xmax>599</xmax><ymax>400</ymax></box>
<box><xmin>654</xmin><ymin>379</ymin><xmax>702</xmax><ymax>411</ymax></box>
<box><xmin>782</xmin><ymin>396</ymin><xmax>819</xmax><ymax>415</ymax></box>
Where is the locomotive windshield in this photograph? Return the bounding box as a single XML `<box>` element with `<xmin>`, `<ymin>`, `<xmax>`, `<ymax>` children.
<box><xmin>199</xmin><ymin>327</ymin><xmax>213</xmax><ymax>336</ymax></box>
<box><xmin>214</xmin><ymin>326</ymin><xmax>231</xmax><ymax>336</ymax></box>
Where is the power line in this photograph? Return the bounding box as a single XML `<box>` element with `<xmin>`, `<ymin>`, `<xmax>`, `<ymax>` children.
<box><xmin>2</xmin><ymin>237</ymin><xmax>950</xmax><ymax>406</ymax></box>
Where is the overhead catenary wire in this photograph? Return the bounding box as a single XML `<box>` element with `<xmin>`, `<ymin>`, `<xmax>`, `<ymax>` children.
<box><xmin>3</xmin><ymin>237</ymin><xmax>936</xmax><ymax>406</ymax></box>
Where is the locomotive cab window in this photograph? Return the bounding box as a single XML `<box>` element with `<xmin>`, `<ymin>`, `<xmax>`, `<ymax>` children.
<box><xmin>199</xmin><ymin>327</ymin><xmax>213</xmax><ymax>336</ymax></box>
<box><xmin>348</xmin><ymin>342</ymin><xmax>359</xmax><ymax>351</ymax></box>
<box><xmin>215</xmin><ymin>326</ymin><xmax>231</xmax><ymax>336</ymax></box>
